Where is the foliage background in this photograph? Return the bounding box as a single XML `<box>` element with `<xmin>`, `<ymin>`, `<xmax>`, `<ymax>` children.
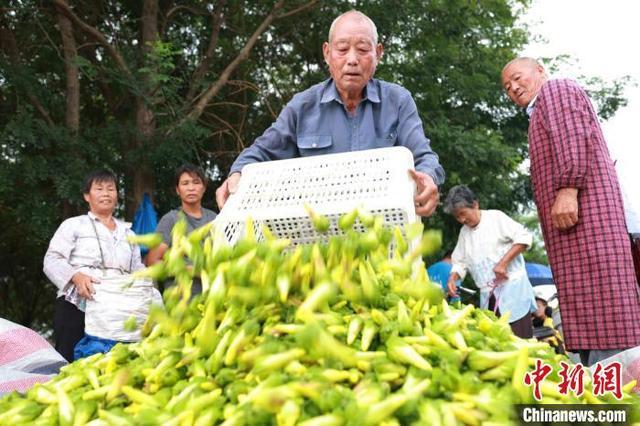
<box><xmin>0</xmin><ymin>0</ymin><xmax>629</xmax><ymax>332</ymax></box>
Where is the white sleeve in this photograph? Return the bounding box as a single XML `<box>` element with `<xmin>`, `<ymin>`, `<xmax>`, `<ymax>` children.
<box><xmin>43</xmin><ymin>218</ymin><xmax>79</xmax><ymax>291</ymax></box>
<box><xmin>496</xmin><ymin>210</ymin><xmax>532</xmax><ymax>248</ymax></box>
<box><xmin>450</xmin><ymin>231</ymin><xmax>468</xmax><ymax>280</ymax></box>
<box><xmin>127</xmin><ymin>230</ymin><xmax>145</xmax><ymax>272</ymax></box>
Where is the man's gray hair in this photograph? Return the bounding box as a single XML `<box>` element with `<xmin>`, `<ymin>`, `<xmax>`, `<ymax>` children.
<box><xmin>328</xmin><ymin>10</ymin><xmax>378</xmax><ymax>45</ymax></box>
<box><xmin>443</xmin><ymin>185</ymin><xmax>478</xmax><ymax>214</ymax></box>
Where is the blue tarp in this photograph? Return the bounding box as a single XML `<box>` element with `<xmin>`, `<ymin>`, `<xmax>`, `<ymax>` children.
<box><xmin>525</xmin><ymin>262</ymin><xmax>554</xmax><ymax>286</ymax></box>
<box><xmin>132</xmin><ymin>193</ymin><xmax>158</xmax><ymax>256</ymax></box>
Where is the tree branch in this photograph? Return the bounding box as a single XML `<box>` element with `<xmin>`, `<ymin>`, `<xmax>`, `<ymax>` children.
<box><xmin>185</xmin><ymin>0</ymin><xmax>225</xmax><ymax>102</ymax></box>
<box><xmin>26</xmin><ymin>95</ymin><xmax>55</xmax><ymax>127</ymax></box>
<box><xmin>35</xmin><ymin>12</ymin><xmax>64</xmax><ymax>61</ymax></box>
<box><xmin>276</xmin><ymin>0</ymin><xmax>318</xmax><ymax>19</ymax></box>
<box><xmin>160</xmin><ymin>3</ymin><xmax>209</xmax><ymax>35</ymax></box>
<box><xmin>51</xmin><ymin>0</ymin><xmax>131</xmax><ymax>77</ymax></box>
<box><xmin>166</xmin><ymin>5</ymin><xmax>209</xmax><ymax>20</ymax></box>
<box><xmin>202</xmin><ymin>101</ymin><xmax>248</xmax><ymax>109</ymax></box>
<box><xmin>205</xmin><ymin>111</ymin><xmax>244</xmax><ymax>146</ymax></box>
<box><xmin>182</xmin><ymin>0</ymin><xmax>286</xmax><ymax>125</ymax></box>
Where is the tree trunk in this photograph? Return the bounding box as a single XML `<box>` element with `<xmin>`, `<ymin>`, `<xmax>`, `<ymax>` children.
<box><xmin>55</xmin><ymin>9</ymin><xmax>81</xmax><ymax>221</ymax></box>
<box><xmin>56</xmin><ymin>10</ymin><xmax>79</xmax><ymax>134</ymax></box>
<box><xmin>128</xmin><ymin>0</ymin><xmax>158</xmax><ymax>219</ymax></box>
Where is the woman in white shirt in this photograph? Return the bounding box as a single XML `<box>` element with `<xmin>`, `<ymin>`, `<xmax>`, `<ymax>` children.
<box><xmin>444</xmin><ymin>185</ymin><xmax>537</xmax><ymax>338</ymax></box>
<box><xmin>43</xmin><ymin>170</ymin><xmax>145</xmax><ymax>361</ymax></box>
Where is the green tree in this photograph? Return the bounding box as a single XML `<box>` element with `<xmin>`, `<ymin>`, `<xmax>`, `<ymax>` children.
<box><xmin>518</xmin><ymin>213</ymin><xmax>548</xmax><ymax>265</ymax></box>
<box><xmin>0</xmin><ymin>0</ymin><xmax>319</xmax><ymax>330</ymax></box>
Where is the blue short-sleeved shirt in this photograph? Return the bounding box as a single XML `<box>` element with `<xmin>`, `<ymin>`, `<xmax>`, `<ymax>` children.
<box><xmin>230</xmin><ymin>78</ymin><xmax>445</xmax><ymax>185</ymax></box>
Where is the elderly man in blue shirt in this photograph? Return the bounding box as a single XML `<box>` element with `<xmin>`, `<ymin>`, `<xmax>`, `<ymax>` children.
<box><xmin>216</xmin><ymin>10</ymin><xmax>444</xmax><ymax>217</ymax></box>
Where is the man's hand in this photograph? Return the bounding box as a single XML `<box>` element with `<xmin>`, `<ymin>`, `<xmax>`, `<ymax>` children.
<box><xmin>71</xmin><ymin>272</ymin><xmax>99</xmax><ymax>300</ymax></box>
<box><xmin>551</xmin><ymin>188</ymin><xmax>579</xmax><ymax>230</ymax></box>
<box><xmin>408</xmin><ymin>170</ymin><xmax>439</xmax><ymax>217</ymax></box>
<box><xmin>215</xmin><ymin>172</ymin><xmax>241</xmax><ymax>210</ymax></box>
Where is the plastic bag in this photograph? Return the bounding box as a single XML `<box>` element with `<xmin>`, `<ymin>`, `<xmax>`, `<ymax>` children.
<box><xmin>74</xmin><ymin>334</ymin><xmax>119</xmax><ymax>360</ymax></box>
<box><xmin>592</xmin><ymin>345</ymin><xmax>640</xmax><ymax>393</ymax></box>
<box><xmin>84</xmin><ymin>273</ymin><xmax>163</xmax><ymax>342</ymax></box>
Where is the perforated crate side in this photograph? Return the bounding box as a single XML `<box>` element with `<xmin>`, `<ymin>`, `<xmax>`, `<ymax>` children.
<box><xmin>215</xmin><ymin>147</ymin><xmax>420</xmax><ymax>249</ymax></box>
<box><xmin>215</xmin><ymin>207</ymin><xmax>412</xmax><ymax>250</ymax></box>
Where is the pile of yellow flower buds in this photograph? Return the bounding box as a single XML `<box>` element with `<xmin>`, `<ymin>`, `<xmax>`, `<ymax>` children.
<box><xmin>1</xmin><ymin>210</ymin><xmax>638</xmax><ymax>425</ymax></box>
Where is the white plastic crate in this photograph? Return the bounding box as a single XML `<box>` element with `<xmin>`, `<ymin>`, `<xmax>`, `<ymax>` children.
<box><xmin>214</xmin><ymin>147</ymin><xmax>419</xmax><ymax>247</ymax></box>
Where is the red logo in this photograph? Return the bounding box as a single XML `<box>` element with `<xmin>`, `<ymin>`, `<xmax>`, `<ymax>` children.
<box><xmin>524</xmin><ymin>359</ymin><xmax>553</xmax><ymax>400</ymax></box>
<box><xmin>557</xmin><ymin>361</ymin><xmax>585</xmax><ymax>396</ymax></box>
<box><xmin>593</xmin><ymin>361</ymin><xmax>622</xmax><ymax>400</ymax></box>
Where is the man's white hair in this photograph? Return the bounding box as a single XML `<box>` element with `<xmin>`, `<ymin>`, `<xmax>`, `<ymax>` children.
<box><xmin>502</xmin><ymin>57</ymin><xmax>547</xmax><ymax>76</ymax></box>
<box><xmin>328</xmin><ymin>10</ymin><xmax>378</xmax><ymax>45</ymax></box>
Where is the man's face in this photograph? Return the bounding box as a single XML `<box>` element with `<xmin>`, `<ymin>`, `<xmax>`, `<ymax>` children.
<box><xmin>176</xmin><ymin>172</ymin><xmax>205</xmax><ymax>206</ymax></box>
<box><xmin>501</xmin><ymin>61</ymin><xmax>546</xmax><ymax>108</ymax></box>
<box><xmin>323</xmin><ymin>14</ymin><xmax>382</xmax><ymax>98</ymax></box>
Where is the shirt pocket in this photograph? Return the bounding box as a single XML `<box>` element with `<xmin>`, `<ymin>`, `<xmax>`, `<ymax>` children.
<box><xmin>374</xmin><ymin>130</ymin><xmax>398</xmax><ymax>148</ymax></box>
<box><xmin>296</xmin><ymin>135</ymin><xmax>333</xmax><ymax>156</ymax></box>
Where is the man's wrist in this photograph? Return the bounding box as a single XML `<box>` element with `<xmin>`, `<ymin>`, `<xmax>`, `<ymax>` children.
<box><xmin>557</xmin><ymin>187</ymin><xmax>578</xmax><ymax>197</ymax></box>
<box><xmin>423</xmin><ymin>171</ymin><xmax>438</xmax><ymax>186</ymax></box>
